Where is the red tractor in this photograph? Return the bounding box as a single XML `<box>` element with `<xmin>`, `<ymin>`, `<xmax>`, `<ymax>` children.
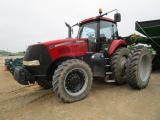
<box><xmin>14</xmin><ymin>9</ymin><xmax>152</xmax><ymax>102</ymax></box>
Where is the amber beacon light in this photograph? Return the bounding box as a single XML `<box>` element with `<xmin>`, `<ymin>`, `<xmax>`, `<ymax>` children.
<box><xmin>99</xmin><ymin>8</ymin><xmax>102</xmax><ymax>15</ymax></box>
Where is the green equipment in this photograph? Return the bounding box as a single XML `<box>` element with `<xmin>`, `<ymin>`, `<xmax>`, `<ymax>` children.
<box><xmin>5</xmin><ymin>58</ymin><xmax>23</xmax><ymax>74</ymax></box>
<box><xmin>10</xmin><ymin>58</ymin><xmax>23</xmax><ymax>74</ymax></box>
<box><xmin>136</xmin><ymin>20</ymin><xmax>160</xmax><ymax>66</ymax></box>
<box><xmin>129</xmin><ymin>19</ymin><xmax>160</xmax><ymax>66</ymax></box>
<box><xmin>4</xmin><ymin>58</ymin><xmax>13</xmax><ymax>70</ymax></box>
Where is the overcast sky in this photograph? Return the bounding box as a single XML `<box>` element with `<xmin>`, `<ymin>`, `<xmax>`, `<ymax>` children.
<box><xmin>0</xmin><ymin>0</ymin><xmax>159</xmax><ymax>52</ymax></box>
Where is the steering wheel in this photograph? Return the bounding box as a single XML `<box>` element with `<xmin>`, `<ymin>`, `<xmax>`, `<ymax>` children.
<box><xmin>87</xmin><ymin>34</ymin><xmax>96</xmax><ymax>43</ymax></box>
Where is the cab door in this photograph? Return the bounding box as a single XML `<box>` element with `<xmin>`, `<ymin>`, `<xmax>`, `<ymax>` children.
<box><xmin>79</xmin><ymin>22</ymin><xmax>98</xmax><ymax>52</ymax></box>
<box><xmin>99</xmin><ymin>20</ymin><xmax>118</xmax><ymax>53</ymax></box>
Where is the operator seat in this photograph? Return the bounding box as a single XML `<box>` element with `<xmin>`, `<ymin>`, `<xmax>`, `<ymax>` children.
<box><xmin>100</xmin><ymin>34</ymin><xmax>108</xmax><ymax>52</ymax></box>
<box><xmin>88</xmin><ymin>35</ymin><xmax>96</xmax><ymax>52</ymax></box>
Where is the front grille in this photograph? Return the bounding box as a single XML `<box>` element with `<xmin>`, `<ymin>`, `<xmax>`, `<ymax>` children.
<box><xmin>24</xmin><ymin>44</ymin><xmax>52</xmax><ymax>75</ymax></box>
<box><xmin>24</xmin><ymin>44</ymin><xmax>52</xmax><ymax>65</ymax></box>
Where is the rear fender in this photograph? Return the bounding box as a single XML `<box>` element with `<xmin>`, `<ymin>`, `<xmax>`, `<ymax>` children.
<box><xmin>107</xmin><ymin>40</ymin><xmax>127</xmax><ymax>55</ymax></box>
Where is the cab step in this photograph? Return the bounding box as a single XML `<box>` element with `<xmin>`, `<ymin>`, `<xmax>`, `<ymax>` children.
<box><xmin>106</xmin><ymin>72</ymin><xmax>112</xmax><ymax>75</ymax></box>
<box><xmin>105</xmin><ymin>65</ymin><xmax>110</xmax><ymax>67</ymax></box>
<box><xmin>104</xmin><ymin>80</ymin><xmax>115</xmax><ymax>83</ymax></box>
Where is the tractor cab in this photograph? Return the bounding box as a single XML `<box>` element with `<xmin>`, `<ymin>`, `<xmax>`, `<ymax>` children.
<box><xmin>67</xmin><ymin>9</ymin><xmax>121</xmax><ymax>54</ymax></box>
<box><xmin>78</xmin><ymin>18</ymin><xmax>119</xmax><ymax>53</ymax></box>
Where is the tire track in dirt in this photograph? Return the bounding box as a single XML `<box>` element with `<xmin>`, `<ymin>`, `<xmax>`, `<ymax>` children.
<box><xmin>0</xmin><ymin>59</ymin><xmax>55</xmax><ymax>113</ymax></box>
<box><xmin>0</xmin><ymin>85</ymin><xmax>33</xmax><ymax>95</ymax></box>
<box><xmin>0</xmin><ymin>87</ymin><xmax>54</xmax><ymax>112</ymax></box>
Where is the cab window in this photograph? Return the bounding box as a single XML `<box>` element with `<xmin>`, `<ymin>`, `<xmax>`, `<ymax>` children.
<box><xmin>79</xmin><ymin>22</ymin><xmax>98</xmax><ymax>52</ymax></box>
<box><xmin>100</xmin><ymin>21</ymin><xmax>118</xmax><ymax>41</ymax></box>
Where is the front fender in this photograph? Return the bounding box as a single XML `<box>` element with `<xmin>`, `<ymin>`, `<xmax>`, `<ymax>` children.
<box><xmin>107</xmin><ymin>40</ymin><xmax>127</xmax><ymax>55</ymax></box>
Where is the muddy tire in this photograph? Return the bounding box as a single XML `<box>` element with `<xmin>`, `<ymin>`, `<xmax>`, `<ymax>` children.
<box><xmin>52</xmin><ymin>59</ymin><xmax>93</xmax><ymax>103</ymax></box>
<box><xmin>126</xmin><ymin>46</ymin><xmax>152</xmax><ymax>89</ymax></box>
<box><xmin>37</xmin><ymin>81</ymin><xmax>52</xmax><ymax>89</ymax></box>
<box><xmin>111</xmin><ymin>47</ymin><xmax>129</xmax><ymax>85</ymax></box>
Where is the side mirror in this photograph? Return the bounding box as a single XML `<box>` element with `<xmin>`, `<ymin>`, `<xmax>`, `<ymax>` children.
<box><xmin>114</xmin><ymin>13</ymin><xmax>121</xmax><ymax>22</ymax></box>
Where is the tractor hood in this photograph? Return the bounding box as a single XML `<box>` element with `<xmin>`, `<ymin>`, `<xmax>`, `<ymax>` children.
<box><xmin>39</xmin><ymin>38</ymin><xmax>87</xmax><ymax>47</ymax></box>
<box><xmin>26</xmin><ymin>38</ymin><xmax>88</xmax><ymax>61</ymax></box>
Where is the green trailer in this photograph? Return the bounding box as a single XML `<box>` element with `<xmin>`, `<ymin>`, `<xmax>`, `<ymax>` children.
<box><xmin>129</xmin><ymin>19</ymin><xmax>160</xmax><ymax>66</ymax></box>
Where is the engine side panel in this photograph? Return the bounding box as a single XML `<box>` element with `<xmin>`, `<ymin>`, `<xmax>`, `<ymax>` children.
<box><xmin>46</xmin><ymin>40</ymin><xmax>88</xmax><ymax>61</ymax></box>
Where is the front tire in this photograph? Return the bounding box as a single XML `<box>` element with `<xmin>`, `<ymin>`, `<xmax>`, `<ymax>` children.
<box><xmin>126</xmin><ymin>46</ymin><xmax>152</xmax><ymax>89</ymax></box>
<box><xmin>52</xmin><ymin>59</ymin><xmax>93</xmax><ymax>103</ymax></box>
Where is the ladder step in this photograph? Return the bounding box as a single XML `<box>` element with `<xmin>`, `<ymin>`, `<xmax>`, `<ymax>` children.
<box><xmin>106</xmin><ymin>72</ymin><xmax>112</xmax><ymax>75</ymax></box>
<box><xmin>105</xmin><ymin>80</ymin><xmax>115</xmax><ymax>83</ymax></box>
<box><xmin>105</xmin><ymin>65</ymin><xmax>110</xmax><ymax>67</ymax></box>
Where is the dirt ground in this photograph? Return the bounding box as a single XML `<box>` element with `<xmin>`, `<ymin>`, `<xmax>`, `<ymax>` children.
<box><xmin>0</xmin><ymin>56</ymin><xmax>160</xmax><ymax>120</ymax></box>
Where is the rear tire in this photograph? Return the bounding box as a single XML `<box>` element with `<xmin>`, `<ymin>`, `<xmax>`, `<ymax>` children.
<box><xmin>111</xmin><ymin>47</ymin><xmax>129</xmax><ymax>85</ymax></box>
<box><xmin>126</xmin><ymin>46</ymin><xmax>152</xmax><ymax>89</ymax></box>
<box><xmin>52</xmin><ymin>59</ymin><xmax>93</xmax><ymax>103</ymax></box>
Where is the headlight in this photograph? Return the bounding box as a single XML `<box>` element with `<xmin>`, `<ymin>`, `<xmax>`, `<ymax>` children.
<box><xmin>23</xmin><ymin>60</ymin><xmax>40</xmax><ymax>66</ymax></box>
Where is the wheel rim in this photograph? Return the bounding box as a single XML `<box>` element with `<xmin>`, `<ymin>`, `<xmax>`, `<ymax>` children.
<box><xmin>139</xmin><ymin>55</ymin><xmax>150</xmax><ymax>82</ymax></box>
<box><xmin>119</xmin><ymin>56</ymin><xmax>127</xmax><ymax>78</ymax></box>
<box><xmin>64</xmin><ymin>68</ymin><xmax>88</xmax><ymax>96</ymax></box>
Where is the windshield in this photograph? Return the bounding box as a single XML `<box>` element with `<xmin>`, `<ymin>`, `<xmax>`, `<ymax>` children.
<box><xmin>78</xmin><ymin>22</ymin><xmax>97</xmax><ymax>52</ymax></box>
<box><xmin>78</xmin><ymin>22</ymin><xmax>97</xmax><ymax>43</ymax></box>
<box><xmin>100</xmin><ymin>21</ymin><xmax>118</xmax><ymax>40</ymax></box>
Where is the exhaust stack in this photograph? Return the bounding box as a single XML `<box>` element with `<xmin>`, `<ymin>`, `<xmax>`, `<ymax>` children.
<box><xmin>65</xmin><ymin>22</ymin><xmax>72</xmax><ymax>38</ymax></box>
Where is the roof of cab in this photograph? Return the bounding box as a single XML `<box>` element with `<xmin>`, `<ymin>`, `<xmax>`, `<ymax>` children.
<box><xmin>80</xmin><ymin>17</ymin><xmax>115</xmax><ymax>24</ymax></box>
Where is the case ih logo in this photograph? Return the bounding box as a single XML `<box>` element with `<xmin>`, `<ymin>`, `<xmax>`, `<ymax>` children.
<box><xmin>76</xmin><ymin>40</ymin><xmax>85</xmax><ymax>43</ymax></box>
<box><xmin>49</xmin><ymin>40</ymin><xmax>85</xmax><ymax>49</ymax></box>
<box><xmin>49</xmin><ymin>41</ymin><xmax>75</xmax><ymax>49</ymax></box>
